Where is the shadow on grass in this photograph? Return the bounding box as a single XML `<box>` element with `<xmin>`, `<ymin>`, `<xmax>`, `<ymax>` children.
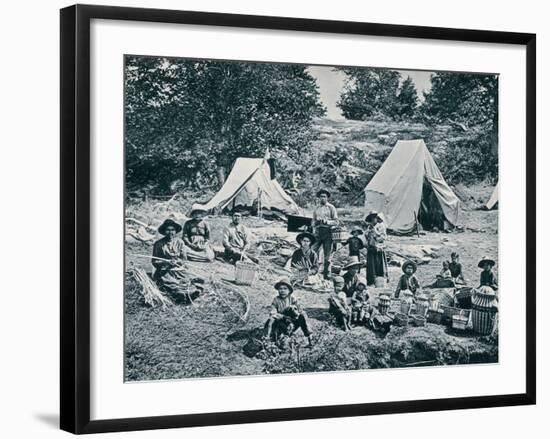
<box><xmin>226</xmin><ymin>326</ymin><xmax>265</xmax><ymax>342</ymax></box>
<box><xmin>303</xmin><ymin>306</ymin><xmax>332</xmax><ymax>323</ymax></box>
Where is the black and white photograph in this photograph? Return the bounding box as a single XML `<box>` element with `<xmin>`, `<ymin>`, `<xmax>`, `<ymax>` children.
<box><xmin>124</xmin><ymin>56</ymin><xmax>500</xmax><ymax>381</ymax></box>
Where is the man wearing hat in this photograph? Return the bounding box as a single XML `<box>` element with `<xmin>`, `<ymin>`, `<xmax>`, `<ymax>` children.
<box><xmin>222</xmin><ymin>212</ymin><xmax>258</xmax><ymax>264</ymax></box>
<box><xmin>478</xmin><ymin>256</ymin><xmax>498</xmax><ymax>290</ymax></box>
<box><xmin>290</xmin><ymin>232</ymin><xmax>319</xmax><ymax>275</ymax></box>
<box><xmin>312</xmin><ymin>189</ymin><xmax>339</xmax><ymax>279</ymax></box>
<box><xmin>265</xmin><ymin>277</ymin><xmax>312</xmax><ymax>346</ymax></box>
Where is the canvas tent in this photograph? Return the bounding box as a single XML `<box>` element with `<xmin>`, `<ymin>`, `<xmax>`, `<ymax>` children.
<box><xmin>485</xmin><ymin>182</ymin><xmax>499</xmax><ymax>210</ymax></box>
<box><xmin>364</xmin><ymin>139</ymin><xmax>460</xmax><ymax>234</ymax></box>
<box><xmin>194</xmin><ymin>157</ymin><xmax>300</xmax><ymax>215</ymax></box>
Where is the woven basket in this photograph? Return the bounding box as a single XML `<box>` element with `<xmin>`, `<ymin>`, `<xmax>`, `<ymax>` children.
<box><xmin>331</xmin><ymin>227</ymin><xmax>348</xmax><ymax>243</ymax></box>
<box><xmin>235</xmin><ymin>261</ymin><xmax>257</xmax><ymax>285</ymax></box>
<box><xmin>452</xmin><ymin>315</ymin><xmax>469</xmax><ymax>330</ymax></box>
<box><xmin>412</xmin><ymin>315</ymin><xmax>426</xmax><ymax>327</ymax></box>
<box><xmin>426</xmin><ymin>309</ymin><xmax>444</xmax><ymax>324</ymax></box>
<box><xmin>394</xmin><ymin>312</ymin><xmax>409</xmax><ymax>327</ymax></box>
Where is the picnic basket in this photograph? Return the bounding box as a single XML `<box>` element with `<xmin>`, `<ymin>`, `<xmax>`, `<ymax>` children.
<box><xmin>235</xmin><ymin>260</ymin><xmax>257</xmax><ymax>285</ymax></box>
<box><xmin>331</xmin><ymin>227</ymin><xmax>348</xmax><ymax>243</ymax></box>
<box><xmin>411</xmin><ymin>315</ymin><xmax>426</xmax><ymax>327</ymax></box>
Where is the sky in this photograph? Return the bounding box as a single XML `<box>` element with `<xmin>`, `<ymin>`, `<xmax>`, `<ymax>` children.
<box><xmin>308</xmin><ymin>65</ymin><xmax>433</xmax><ymax>120</ymax></box>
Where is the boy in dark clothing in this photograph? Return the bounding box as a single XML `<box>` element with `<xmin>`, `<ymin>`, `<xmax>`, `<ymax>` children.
<box><xmin>478</xmin><ymin>256</ymin><xmax>498</xmax><ymax>290</ymax></box>
<box><xmin>343</xmin><ymin>227</ymin><xmax>365</xmax><ymax>257</ymax></box>
<box><xmin>449</xmin><ymin>252</ymin><xmax>465</xmax><ymax>285</ymax></box>
<box><xmin>328</xmin><ymin>276</ymin><xmax>352</xmax><ymax>331</ymax></box>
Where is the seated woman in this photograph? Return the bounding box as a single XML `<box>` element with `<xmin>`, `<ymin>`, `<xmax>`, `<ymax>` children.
<box><xmin>264</xmin><ymin>278</ymin><xmax>312</xmax><ymax>347</ymax></box>
<box><xmin>290</xmin><ymin>232</ymin><xmax>319</xmax><ymax>284</ymax></box>
<box><xmin>182</xmin><ymin>205</ymin><xmax>215</xmax><ymax>262</ymax></box>
<box><xmin>152</xmin><ymin>219</ymin><xmax>197</xmax><ymax>299</ymax></box>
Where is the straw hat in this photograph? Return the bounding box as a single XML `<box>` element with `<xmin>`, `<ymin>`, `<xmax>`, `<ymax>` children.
<box><xmin>478</xmin><ymin>256</ymin><xmax>496</xmax><ymax>268</ymax></box>
<box><xmin>158</xmin><ymin>219</ymin><xmax>182</xmax><ymax>235</ymax></box>
<box><xmin>189</xmin><ymin>204</ymin><xmax>208</xmax><ymax>217</ymax></box>
<box><xmin>402</xmin><ymin>260</ymin><xmax>417</xmax><ymax>273</ymax></box>
<box><xmin>316</xmin><ymin>189</ymin><xmax>331</xmax><ymax>198</ymax></box>
<box><xmin>296</xmin><ymin>231</ymin><xmax>316</xmax><ymax>245</ymax></box>
<box><xmin>274</xmin><ymin>277</ymin><xmax>294</xmax><ymax>293</ymax></box>
<box><xmin>344</xmin><ymin>256</ymin><xmax>364</xmax><ymax>271</ymax></box>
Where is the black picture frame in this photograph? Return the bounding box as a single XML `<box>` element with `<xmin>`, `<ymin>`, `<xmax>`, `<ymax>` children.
<box><xmin>60</xmin><ymin>4</ymin><xmax>536</xmax><ymax>434</ymax></box>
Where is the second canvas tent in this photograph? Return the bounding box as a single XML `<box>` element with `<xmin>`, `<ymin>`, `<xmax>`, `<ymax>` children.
<box><xmin>364</xmin><ymin>139</ymin><xmax>460</xmax><ymax>234</ymax></box>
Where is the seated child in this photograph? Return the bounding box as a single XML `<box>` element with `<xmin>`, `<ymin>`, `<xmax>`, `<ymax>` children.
<box><xmin>449</xmin><ymin>252</ymin><xmax>465</xmax><ymax>284</ymax></box>
<box><xmin>431</xmin><ymin>261</ymin><xmax>454</xmax><ymax>288</ymax></box>
<box><xmin>478</xmin><ymin>256</ymin><xmax>498</xmax><ymax>290</ymax></box>
<box><xmin>342</xmin><ymin>227</ymin><xmax>365</xmax><ymax>258</ymax></box>
<box><xmin>328</xmin><ymin>276</ymin><xmax>352</xmax><ymax>331</ymax></box>
<box><xmin>395</xmin><ymin>260</ymin><xmax>421</xmax><ymax>298</ymax></box>
<box><xmin>350</xmin><ymin>276</ymin><xmax>369</xmax><ymax>325</ymax></box>
<box><xmin>265</xmin><ymin>278</ymin><xmax>312</xmax><ymax>346</ymax></box>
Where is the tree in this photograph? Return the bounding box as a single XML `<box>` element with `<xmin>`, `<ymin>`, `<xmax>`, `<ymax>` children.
<box><xmin>336</xmin><ymin>67</ymin><xmax>400</xmax><ymax>120</ymax></box>
<box><xmin>125</xmin><ymin>57</ymin><xmax>325</xmax><ymax>192</ymax></box>
<box><xmin>396</xmin><ymin>76</ymin><xmax>418</xmax><ymax>118</ymax></box>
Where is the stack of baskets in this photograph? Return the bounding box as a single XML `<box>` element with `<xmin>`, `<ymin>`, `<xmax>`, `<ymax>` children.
<box><xmin>331</xmin><ymin>227</ymin><xmax>348</xmax><ymax>243</ymax></box>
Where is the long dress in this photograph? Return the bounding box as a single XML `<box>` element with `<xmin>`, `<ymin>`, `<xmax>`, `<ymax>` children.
<box><xmin>366</xmin><ymin>223</ymin><xmax>388</xmax><ymax>286</ymax></box>
<box><xmin>152</xmin><ymin>237</ymin><xmax>191</xmax><ymax>296</ymax></box>
<box><xmin>182</xmin><ymin>219</ymin><xmax>215</xmax><ymax>262</ymax></box>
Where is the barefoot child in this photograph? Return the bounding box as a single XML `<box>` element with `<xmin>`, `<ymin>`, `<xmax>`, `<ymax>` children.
<box><xmin>395</xmin><ymin>260</ymin><xmax>421</xmax><ymax>298</ymax></box>
<box><xmin>351</xmin><ymin>276</ymin><xmax>369</xmax><ymax>325</ymax></box>
<box><xmin>449</xmin><ymin>252</ymin><xmax>465</xmax><ymax>285</ymax></box>
<box><xmin>328</xmin><ymin>276</ymin><xmax>352</xmax><ymax>331</ymax></box>
<box><xmin>265</xmin><ymin>278</ymin><xmax>312</xmax><ymax>346</ymax></box>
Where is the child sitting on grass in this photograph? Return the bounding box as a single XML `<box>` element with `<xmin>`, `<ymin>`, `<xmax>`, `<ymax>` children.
<box><xmin>265</xmin><ymin>278</ymin><xmax>312</xmax><ymax>346</ymax></box>
<box><xmin>395</xmin><ymin>260</ymin><xmax>421</xmax><ymax>298</ymax></box>
<box><xmin>478</xmin><ymin>256</ymin><xmax>498</xmax><ymax>290</ymax></box>
<box><xmin>350</xmin><ymin>276</ymin><xmax>369</xmax><ymax>325</ymax></box>
<box><xmin>449</xmin><ymin>251</ymin><xmax>465</xmax><ymax>285</ymax></box>
<box><xmin>328</xmin><ymin>276</ymin><xmax>352</xmax><ymax>331</ymax></box>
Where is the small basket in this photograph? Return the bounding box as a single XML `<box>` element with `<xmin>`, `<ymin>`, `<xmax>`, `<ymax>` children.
<box><xmin>452</xmin><ymin>314</ymin><xmax>469</xmax><ymax>330</ymax></box>
<box><xmin>412</xmin><ymin>315</ymin><xmax>426</xmax><ymax>327</ymax></box>
<box><xmin>331</xmin><ymin>227</ymin><xmax>348</xmax><ymax>243</ymax></box>
<box><xmin>426</xmin><ymin>309</ymin><xmax>444</xmax><ymax>324</ymax></box>
<box><xmin>394</xmin><ymin>312</ymin><xmax>409</xmax><ymax>327</ymax></box>
<box><xmin>235</xmin><ymin>261</ymin><xmax>257</xmax><ymax>285</ymax></box>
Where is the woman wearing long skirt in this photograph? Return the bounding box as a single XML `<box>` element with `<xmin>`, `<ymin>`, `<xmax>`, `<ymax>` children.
<box><xmin>365</xmin><ymin>211</ymin><xmax>388</xmax><ymax>286</ymax></box>
<box><xmin>152</xmin><ymin>219</ymin><xmax>192</xmax><ymax>297</ymax></box>
<box><xmin>182</xmin><ymin>205</ymin><xmax>215</xmax><ymax>262</ymax></box>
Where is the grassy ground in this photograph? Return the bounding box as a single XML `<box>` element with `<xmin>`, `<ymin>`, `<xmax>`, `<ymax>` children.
<box><xmin>125</xmin><ymin>200</ymin><xmax>498</xmax><ymax>381</ymax></box>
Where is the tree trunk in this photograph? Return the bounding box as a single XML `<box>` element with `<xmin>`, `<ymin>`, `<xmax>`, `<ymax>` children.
<box><xmin>217</xmin><ymin>166</ymin><xmax>226</xmax><ymax>188</ymax></box>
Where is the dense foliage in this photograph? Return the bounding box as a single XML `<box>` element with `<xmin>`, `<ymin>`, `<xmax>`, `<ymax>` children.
<box><xmin>125</xmin><ymin>56</ymin><xmax>325</xmax><ymax>192</ymax></box>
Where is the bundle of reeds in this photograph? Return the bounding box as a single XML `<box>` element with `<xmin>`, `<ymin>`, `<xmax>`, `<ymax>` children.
<box><xmin>129</xmin><ymin>267</ymin><xmax>173</xmax><ymax>309</ymax></box>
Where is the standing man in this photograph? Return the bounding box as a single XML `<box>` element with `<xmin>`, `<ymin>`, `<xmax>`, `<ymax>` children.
<box><xmin>312</xmin><ymin>189</ymin><xmax>338</xmax><ymax>279</ymax></box>
<box><xmin>223</xmin><ymin>212</ymin><xmax>258</xmax><ymax>264</ymax></box>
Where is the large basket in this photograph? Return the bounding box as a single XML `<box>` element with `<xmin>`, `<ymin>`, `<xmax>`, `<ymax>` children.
<box><xmin>331</xmin><ymin>227</ymin><xmax>348</xmax><ymax>243</ymax></box>
<box><xmin>235</xmin><ymin>261</ymin><xmax>257</xmax><ymax>285</ymax></box>
<box><xmin>393</xmin><ymin>312</ymin><xmax>409</xmax><ymax>327</ymax></box>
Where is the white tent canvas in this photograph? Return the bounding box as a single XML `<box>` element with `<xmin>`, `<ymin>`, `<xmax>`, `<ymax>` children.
<box><xmin>195</xmin><ymin>157</ymin><xmax>300</xmax><ymax>214</ymax></box>
<box><xmin>486</xmin><ymin>182</ymin><xmax>499</xmax><ymax>210</ymax></box>
<box><xmin>364</xmin><ymin>139</ymin><xmax>460</xmax><ymax>234</ymax></box>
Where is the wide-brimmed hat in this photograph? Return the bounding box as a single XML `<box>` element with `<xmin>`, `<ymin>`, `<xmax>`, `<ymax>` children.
<box><xmin>478</xmin><ymin>256</ymin><xmax>496</xmax><ymax>268</ymax></box>
<box><xmin>296</xmin><ymin>231</ymin><xmax>316</xmax><ymax>245</ymax></box>
<box><xmin>350</xmin><ymin>226</ymin><xmax>364</xmax><ymax>235</ymax></box>
<box><xmin>402</xmin><ymin>260</ymin><xmax>417</xmax><ymax>273</ymax></box>
<box><xmin>158</xmin><ymin>218</ymin><xmax>182</xmax><ymax>235</ymax></box>
<box><xmin>316</xmin><ymin>189</ymin><xmax>331</xmax><ymax>198</ymax></box>
<box><xmin>344</xmin><ymin>256</ymin><xmax>364</xmax><ymax>271</ymax></box>
<box><xmin>365</xmin><ymin>211</ymin><xmax>381</xmax><ymax>223</ymax></box>
<box><xmin>274</xmin><ymin>277</ymin><xmax>294</xmax><ymax>293</ymax></box>
<box><xmin>189</xmin><ymin>204</ymin><xmax>208</xmax><ymax>217</ymax></box>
